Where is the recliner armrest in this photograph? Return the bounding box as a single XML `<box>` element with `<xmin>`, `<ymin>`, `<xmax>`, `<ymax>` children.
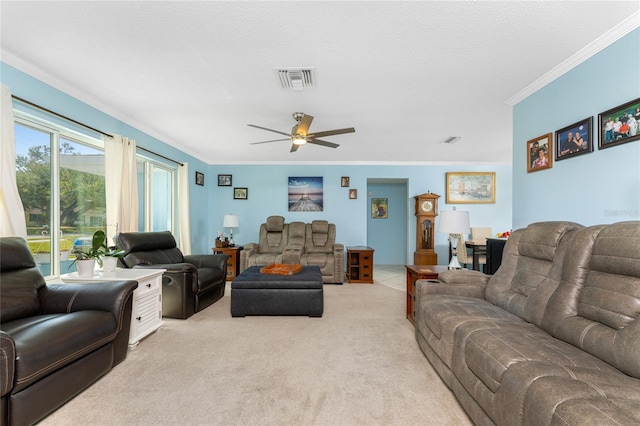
<box><xmin>133</xmin><ymin>263</ymin><xmax>197</xmax><ymax>274</ymax></box>
<box><xmin>40</xmin><ymin>281</ymin><xmax>138</xmax><ymax>329</ymax></box>
<box><xmin>282</xmin><ymin>244</ymin><xmax>303</xmax><ymax>264</ymax></box>
<box><xmin>416</xmin><ymin>269</ymin><xmax>489</xmax><ymax>299</ymax></box>
<box><xmin>184</xmin><ymin>254</ymin><xmax>228</xmax><ymax>270</ymax></box>
<box><xmin>0</xmin><ymin>330</ymin><xmax>15</xmax><ymax>397</ymax></box>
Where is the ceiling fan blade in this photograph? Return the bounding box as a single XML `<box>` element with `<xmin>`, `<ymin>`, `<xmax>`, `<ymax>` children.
<box><xmin>296</xmin><ymin>114</ymin><xmax>314</xmax><ymax>136</ymax></box>
<box><xmin>307</xmin><ymin>127</ymin><xmax>355</xmax><ymax>138</ymax></box>
<box><xmin>247</xmin><ymin>124</ymin><xmax>292</xmax><ymax>137</ymax></box>
<box><xmin>250</xmin><ymin>138</ymin><xmax>291</xmax><ymax>145</ymax></box>
<box><xmin>307</xmin><ymin>139</ymin><xmax>340</xmax><ymax>149</ymax></box>
<box><xmin>290</xmin><ymin>143</ymin><xmax>301</xmax><ymax>153</ymax></box>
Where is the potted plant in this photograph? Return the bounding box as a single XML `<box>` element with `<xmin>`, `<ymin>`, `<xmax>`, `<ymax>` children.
<box><xmin>102</xmin><ymin>245</ymin><xmax>125</xmax><ymax>272</ymax></box>
<box><xmin>70</xmin><ymin>230</ymin><xmax>108</xmax><ymax>277</ymax></box>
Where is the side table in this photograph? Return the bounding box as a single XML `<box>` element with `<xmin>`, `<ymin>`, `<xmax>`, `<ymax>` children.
<box><xmin>61</xmin><ymin>268</ymin><xmax>165</xmax><ymax>349</ymax></box>
<box><xmin>405</xmin><ymin>265</ymin><xmax>449</xmax><ymax>325</ymax></box>
<box><xmin>346</xmin><ymin>246</ymin><xmax>374</xmax><ymax>284</ymax></box>
<box><xmin>212</xmin><ymin>246</ymin><xmax>243</xmax><ymax>281</ymax></box>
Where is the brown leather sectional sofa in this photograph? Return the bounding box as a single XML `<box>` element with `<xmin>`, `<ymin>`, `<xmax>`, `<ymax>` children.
<box><xmin>415</xmin><ymin>221</ymin><xmax>640</xmax><ymax>425</ymax></box>
<box><xmin>0</xmin><ymin>237</ymin><xmax>138</xmax><ymax>426</ymax></box>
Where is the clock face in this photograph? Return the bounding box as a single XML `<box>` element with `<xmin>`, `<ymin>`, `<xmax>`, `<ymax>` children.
<box><xmin>421</xmin><ymin>200</ymin><xmax>434</xmax><ymax>212</ymax></box>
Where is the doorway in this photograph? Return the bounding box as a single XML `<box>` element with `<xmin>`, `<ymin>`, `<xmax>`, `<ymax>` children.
<box><xmin>366</xmin><ymin>179</ymin><xmax>408</xmax><ymax>264</ymax></box>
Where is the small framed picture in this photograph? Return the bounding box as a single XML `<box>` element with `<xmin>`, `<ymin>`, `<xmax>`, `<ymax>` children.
<box><xmin>341</xmin><ymin>176</ymin><xmax>350</xmax><ymax>187</ymax></box>
<box><xmin>527</xmin><ymin>133</ymin><xmax>553</xmax><ymax>173</ymax></box>
<box><xmin>371</xmin><ymin>198</ymin><xmax>388</xmax><ymax>219</ymax></box>
<box><xmin>218</xmin><ymin>174</ymin><xmax>232</xmax><ymax>186</ymax></box>
<box><xmin>233</xmin><ymin>187</ymin><xmax>248</xmax><ymax>200</ymax></box>
<box><xmin>349</xmin><ymin>189</ymin><xmax>357</xmax><ymax>199</ymax></box>
<box><xmin>555</xmin><ymin>117</ymin><xmax>593</xmax><ymax>161</ymax></box>
<box><xmin>195</xmin><ymin>171</ymin><xmax>205</xmax><ymax>186</ymax></box>
<box><xmin>598</xmin><ymin>97</ymin><xmax>640</xmax><ymax>150</ymax></box>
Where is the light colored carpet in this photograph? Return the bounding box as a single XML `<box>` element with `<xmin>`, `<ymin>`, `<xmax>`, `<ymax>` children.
<box><xmin>41</xmin><ymin>277</ymin><xmax>471</xmax><ymax>426</ymax></box>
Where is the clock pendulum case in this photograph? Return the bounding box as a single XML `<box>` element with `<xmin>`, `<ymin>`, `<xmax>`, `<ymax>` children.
<box><xmin>414</xmin><ymin>192</ymin><xmax>440</xmax><ymax>265</ymax></box>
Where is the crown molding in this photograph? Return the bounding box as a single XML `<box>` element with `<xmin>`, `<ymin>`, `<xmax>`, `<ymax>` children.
<box><xmin>505</xmin><ymin>10</ymin><xmax>640</xmax><ymax>106</ymax></box>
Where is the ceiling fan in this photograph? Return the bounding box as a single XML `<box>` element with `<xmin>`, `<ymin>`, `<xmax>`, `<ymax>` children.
<box><xmin>248</xmin><ymin>112</ymin><xmax>355</xmax><ymax>152</ymax></box>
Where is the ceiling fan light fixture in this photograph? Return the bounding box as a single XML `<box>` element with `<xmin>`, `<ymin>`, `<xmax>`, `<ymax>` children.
<box><xmin>292</xmin><ymin>136</ymin><xmax>307</xmax><ymax>145</ymax></box>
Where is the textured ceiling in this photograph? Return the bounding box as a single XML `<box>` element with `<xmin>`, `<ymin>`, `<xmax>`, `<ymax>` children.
<box><xmin>2</xmin><ymin>1</ymin><xmax>639</xmax><ymax>164</ymax></box>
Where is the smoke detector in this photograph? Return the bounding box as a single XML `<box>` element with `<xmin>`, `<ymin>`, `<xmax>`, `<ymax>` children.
<box><xmin>275</xmin><ymin>68</ymin><xmax>315</xmax><ymax>91</ymax></box>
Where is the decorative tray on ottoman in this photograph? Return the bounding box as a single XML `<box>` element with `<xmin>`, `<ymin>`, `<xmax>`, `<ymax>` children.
<box><xmin>260</xmin><ymin>264</ymin><xmax>303</xmax><ymax>275</ymax></box>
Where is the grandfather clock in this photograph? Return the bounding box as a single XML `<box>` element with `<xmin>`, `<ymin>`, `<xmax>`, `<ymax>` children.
<box><xmin>414</xmin><ymin>192</ymin><xmax>439</xmax><ymax>265</ymax></box>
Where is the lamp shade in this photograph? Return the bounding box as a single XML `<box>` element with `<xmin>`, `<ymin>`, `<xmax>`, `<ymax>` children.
<box><xmin>438</xmin><ymin>210</ymin><xmax>470</xmax><ymax>234</ymax></box>
<box><xmin>223</xmin><ymin>214</ymin><xmax>239</xmax><ymax>228</ymax></box>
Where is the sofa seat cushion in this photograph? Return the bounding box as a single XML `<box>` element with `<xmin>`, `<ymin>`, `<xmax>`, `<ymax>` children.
<box><xmin>460</xmin><ymin>325</ymin><xmax>618</xmax><ymax>395</ymax></box>
<box><xmin>417</xmin><ymin>296</ymin><xmax>529</xmax><ymax>370</ymax></box>
<box><xmin>196</xmin><ymin>267</ymin><xmax>225</xmax><ymax>292</ymax></box>
<box><xmin>247</xmin><ymin>253</ymin><xmax>283</xmax><ymax>267</ymax></box>
<box><xmin>3</xmin><ymin>311</ymin><xmax>117</xmax><ymax>393</ymax></box>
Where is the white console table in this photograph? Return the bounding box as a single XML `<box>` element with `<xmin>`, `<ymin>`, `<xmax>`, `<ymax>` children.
<box><xmin>61</xmin><ymin>268</ymin><xmax>165</xmax><ymax>349</ymax></box>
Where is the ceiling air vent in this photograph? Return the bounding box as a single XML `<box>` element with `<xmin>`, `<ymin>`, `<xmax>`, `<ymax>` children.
<box><xmin>443</xmin><ymin>136</ymin><xmax>461</xmax><ymax>144</ymax></box>
<box><xmin>276</xmin><ymin>68</ymin><xmax>315</xmax><ymax>91</ymax></box>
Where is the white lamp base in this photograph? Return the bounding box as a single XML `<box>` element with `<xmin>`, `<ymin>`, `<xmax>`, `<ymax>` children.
<box><xmin>448</xmin><ymin>234</ymin><xmax>462</xmax><ymax>270</ymax></box>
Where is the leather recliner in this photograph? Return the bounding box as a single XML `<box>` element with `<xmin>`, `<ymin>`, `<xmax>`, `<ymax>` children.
<box><xmin>0</xmin><ymin>237</ymin><xmax>138</xmax><ymax>426</ymax></box>
<box><xmin>114</xmin><ymin>231</ymin><xmax>228</xmax><ymax>319</ymax></box>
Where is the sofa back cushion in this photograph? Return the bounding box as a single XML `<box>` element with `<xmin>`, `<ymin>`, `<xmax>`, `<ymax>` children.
<box><xmin>541</xmin><ymin>221</ymin><xmax>640</xmax><ymax>378</ymax></box>
<box><xmin>485</xmin><ymin>221</ymin><xmax>583</xmax><ymax>326</ymax></box>
<box><xmin>0</xmin><ymin>237</ymin><xmax>46</xmax><ymax>323</ymax></box>
<box><xmin>115</xmin><ymin>231</ymin><xmax>185</xmax><ymax>267</ymax></box>
<box><xmin>258</xmin><ymin>216</ymin><xmax>289</xmax><ymax>254</ymax></box>
<box><xmin>287</xmin><ymin>221</ymin><xmax>306</xmax><ymax>248</ymax></box>
<box><xmin>304</xmin><ymin>221</ymin><xmax>335</xmax><ymax>254</ymax></box>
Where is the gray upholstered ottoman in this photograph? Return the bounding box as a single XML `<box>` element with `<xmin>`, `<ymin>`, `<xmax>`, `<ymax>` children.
<box><xmin>231</xmin><ymin>265</ymin><xmax>323</xmax><ymax>317</ymax></box>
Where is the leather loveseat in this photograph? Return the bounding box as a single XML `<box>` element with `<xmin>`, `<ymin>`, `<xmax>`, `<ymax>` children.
<box><xmin>415</xmin><ymin>221</ymin><xmax>640</xmax><ymax>425</ymax></box>
<box><xmin>239</xmin><ymin>216</ymin><xmax>344</xmax><ymax>284</ymax></box>
<box><xmin>0</xmin><ymin>237</ymin><xmax>138</xmax><ymax>426</ymax></box>
<box><xmin>114</xmin><ymin>231</ymin><xmax>228</xmax><ymax>319</ymax></box>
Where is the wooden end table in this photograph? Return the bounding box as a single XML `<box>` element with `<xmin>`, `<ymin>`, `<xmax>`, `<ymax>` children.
<box><xmin>405</xmin><ymin>265</ymin><xmax>449</xmax><ymax>325</ymax></box>
<box><xmin>212</xmin><ymin>246</ymin><xmax>243</xmax><ymax>281</ymax></box>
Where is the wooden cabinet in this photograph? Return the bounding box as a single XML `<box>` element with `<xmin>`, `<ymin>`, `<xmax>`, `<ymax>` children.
<box><xmin>405</xmin><ymin>265</ymin><xmax>449</xmax><ymax>325</ymax></box>
<box><xmin>213</xmin><ymin>246</ymin><xmax>242</xmax><ymax>281</ymax></box>
<box><xmin>60</xmin><ymin>268</ymin><xmax>165</xmax><ymax>349</ymax></box>
<box><xmin>346</xmin><ymin>246</ymin><xmax>374</xmax><ymax>284</ymax></box>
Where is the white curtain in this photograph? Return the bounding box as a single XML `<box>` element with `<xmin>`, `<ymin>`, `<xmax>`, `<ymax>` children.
<box><xmin>0</xmin><ymin>84</ymin><xmax>27</xmax><ymax>238</ymax></box>
<box><xmin>177</xmin><ymin>163</ymin><xmax>191</xmax><ymax>254</ymax></box>
<box><xmin>104</xmin><ymin>134</ymin><xmax>139</xmax><ymax>246</ymax></box>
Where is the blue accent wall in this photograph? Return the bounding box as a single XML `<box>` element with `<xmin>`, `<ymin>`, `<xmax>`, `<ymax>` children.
<box><xmin>210</xmin><ymin>164</ymin><xmax>512</xmax><ymax>264</ymax></box>
<box><xmin>512</xmin><ymin>29</ymin><xmax>640</xmax><ymax>228</ymax></box>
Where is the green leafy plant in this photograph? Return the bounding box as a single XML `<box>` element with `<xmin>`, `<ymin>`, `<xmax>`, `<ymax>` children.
<box><xmin>70</xmin><ymin>230</ymin><xmax>109</xmax><ymax>268</ymax></box>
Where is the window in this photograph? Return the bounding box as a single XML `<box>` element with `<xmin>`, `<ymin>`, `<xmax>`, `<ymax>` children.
<box><xmin>13</xmin><ymin>105</ymin><xmax>180</xmax><ymax>277</ymax></box>
<box><xmin>15</xmin><ymin>113</ymin><xmax>105</xmax><ymax>278</ymax></box>
<box><xmin>137</xmin><ymin>157</ymin><xmax>177</xmax><ymax>235</ymax></box>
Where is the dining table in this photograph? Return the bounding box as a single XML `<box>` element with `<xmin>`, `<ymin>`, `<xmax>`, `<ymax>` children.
<box><xmin>464</xmin><ymin>240</ymin><xmax>487</xmax><ymax>272</ymax></box>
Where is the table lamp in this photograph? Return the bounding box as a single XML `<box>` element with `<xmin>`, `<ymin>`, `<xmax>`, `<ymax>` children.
<box><xmin>223</xmin><ymin>214</ymin><xmax>240</xmax><ymax>246</ymax></box>
<box><xmin>438</xmin><ymin>208</ymin><xmax>470</xmax><ymax>269</ymax></box>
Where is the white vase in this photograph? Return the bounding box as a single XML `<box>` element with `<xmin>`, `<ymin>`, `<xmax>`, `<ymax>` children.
<box><xmin>102</xmin><ymin>256</ymin><xmax>118</xmax><ymax>272</ymax></box>
<box><xmin>76</xmin><ymin>259</ymin><xmax>96</xmax><ymax>278</ymax></box>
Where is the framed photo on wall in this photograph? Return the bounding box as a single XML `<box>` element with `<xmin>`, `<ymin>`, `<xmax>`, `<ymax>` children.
<box><xmin>218</xmin><ymin>174</ymin><xmax>232</xmax><ymax>186</ymax></box>
<box><xmin>527</xmin><ymin>133</ymin><xmax>553</xmax><ymax>173</ymax></box>
<box><xmin>233</xmin><ymin>187</ymin><xmax>248</xmax><ymax>200</ymax></box>
<box><xmin>555</xmin><ymin>117</ymin><xmax>593</xmax><ymax>161</ymax></box>
<box><xmin>446</xmin><ymin>172</ymin><xmax>495</xmax><ymax>204</ymax></box>
<box><xmin>371</xmin><ymin>198</ymin><xmax>388</xmax><ymax>219</ymax></box>
<box><xmin>288</xmin><ymin>177</ymin><xmax>323</xmax><ymax>211</ymax></box>
<box><xmin>598</xmin><ymin>97</ymin><xmax>640</xmax><ymax>150</ymax></box>
<box><xmin>349</xmin><ymin>189</ymin><xmax>357</xmax><ymax>199</ymax></box>
<box><xmin>341</xmin><ymin>176</ymin><xmax>350</xmax><ymax>187</ymax></box>
<box><xmin>195</xmin><ymin>171</ymin><xmax>205</xmax><ymax>186</ymax></box>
